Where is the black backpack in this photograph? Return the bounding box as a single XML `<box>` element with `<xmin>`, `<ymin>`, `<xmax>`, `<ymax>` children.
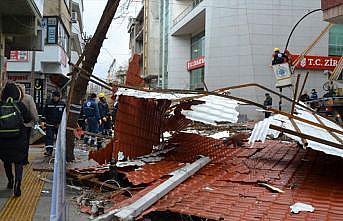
<box><xmin>0</xmin><ymin>97</ymin><xmax>24</xmax><ymax>138</ymax></box>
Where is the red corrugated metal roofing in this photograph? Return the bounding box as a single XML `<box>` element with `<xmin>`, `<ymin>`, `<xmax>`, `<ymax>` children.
<box><xmin>109</xmin><ymin>140</ymin><xmax>343</xmax><ymax>220</ymax></box>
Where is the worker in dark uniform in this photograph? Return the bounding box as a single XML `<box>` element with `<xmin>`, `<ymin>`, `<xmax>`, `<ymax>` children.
<box><xmin>263</xmin><ymin>93</ymin><xmax>273</xmax><ymax>118</ymax></box>
<box><xmin>43</xmin><ymin>91</ymin><xmax>65</xmax><ymax>156</ymax></box>
<box><xmin>98</xmin><ymin>93</ymin><xmax>111</xmax><ymax>136</ymax></box>
<box><xmin>272</xmin><ymin>48</ymin><xmax>288</xmax><ymax>65</ymax></box>
<box><xmin>83</xmin><ymin>93</ymin><xmax>100</xmax><ymax>146</ymax></box>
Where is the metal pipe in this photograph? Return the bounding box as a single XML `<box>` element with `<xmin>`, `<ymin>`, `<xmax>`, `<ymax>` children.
<box><xmin>284</xmin><ymin>9</ymin><xmax>322</xmax><ymax>52</ymax></box>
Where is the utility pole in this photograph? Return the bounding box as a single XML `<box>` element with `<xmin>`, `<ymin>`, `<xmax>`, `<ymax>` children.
<box><xmin>66</xmin><ymin>0</ymin><xmax>121</xmax><ymax>162</ymax></box>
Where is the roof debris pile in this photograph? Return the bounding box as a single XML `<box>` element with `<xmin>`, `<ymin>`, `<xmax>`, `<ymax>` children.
<box><xmin>67</xmin><ymin>87</ymin><xmax>343</xmax><ymax>220</ymax></box>
<box><xmin>92</xmin><ymin>141</ymin><xmax>343</xmax><ymax>220</ymax></box>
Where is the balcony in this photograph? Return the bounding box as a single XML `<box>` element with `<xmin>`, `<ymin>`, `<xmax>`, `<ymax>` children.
<box><xmin>36</xmin><ymin>45</ymin><xmax>70</xmax><ymax>75</ymax></box>
<box><xmin>0</xmin><ymin>0</ymin><xmax>45</xmax><ymax>51</ymax></box>
<box><xmin>172</xmin><ymin>0</ymin><xmax>203</xmax><ymax>27</ymax></box>
<box><xmin>322</xmin><ymin>0</ymin><xmax>343</xmax><ymax>23</ymax></box>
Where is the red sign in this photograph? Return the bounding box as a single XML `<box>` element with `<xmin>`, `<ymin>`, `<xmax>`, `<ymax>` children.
<box><xmin>9</xmin><ymin>51</ymin><xmax>29</xmax><ymax>62</ymax></box>
<box><xmin>291</xmin><ymin>55</ymin><xmax>340</xmax><ymax>71</ymax></box>
<box><xmin>187</xmin><ymin>56</ymin><xmax>205</xmax><ymax>71</ymax></box>
<box><xmin>8</xmin><ymin>74</ymin><xmax>29</xmax><ymax>81</ymax></box>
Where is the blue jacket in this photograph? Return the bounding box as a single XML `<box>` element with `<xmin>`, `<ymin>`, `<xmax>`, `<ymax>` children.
<box><xmin>83</xmin><ymin>98</ymin><xmax>100</xmax><ymax>120</ymax></box>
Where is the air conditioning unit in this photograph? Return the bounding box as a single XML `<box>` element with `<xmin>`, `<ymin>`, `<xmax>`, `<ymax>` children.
<box><xmin>71</xmin><ymin>12</ymin><xmax>77</xmax><ymax>23</ymax></box>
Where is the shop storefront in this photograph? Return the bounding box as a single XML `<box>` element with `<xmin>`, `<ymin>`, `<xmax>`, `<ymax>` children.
<box><xmin>188</xmin><ymin>32</ymin><xmax>205</xmax><ymax>90</ymax></box>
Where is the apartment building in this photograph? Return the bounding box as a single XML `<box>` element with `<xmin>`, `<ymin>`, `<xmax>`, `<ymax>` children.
<box><xmin>127</xmin><ymin>0</ymin><xmax>161</xmax><ymax>87</ymax></box>
<box><xmin>0</xmin><ymin>0</ymin><xmax>44</xmax><ymax>88</ymax></box>
<box><xmin>7</xmin><ymin>0</ymin><xmax>84</xmax><ymax>113</ymax></box>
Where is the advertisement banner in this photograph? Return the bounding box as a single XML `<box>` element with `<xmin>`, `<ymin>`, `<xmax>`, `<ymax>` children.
<box><xmin>291</xmin><ymin>55</ymin><xmax>340</xmax><ymax>71</ymax></box>
<box><xmin>9</xmin><ymin>51</ymin><xmax>29</xmax><ymax>62</ymax></box>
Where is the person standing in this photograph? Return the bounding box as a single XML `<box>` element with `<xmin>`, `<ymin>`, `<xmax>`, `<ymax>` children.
<box><xmin>0</xmin><ymin>83</ymin><xmax>32</xmax><ymax>196</ymax></box>
<box><xmin>310</xmin><ymin>89</ymin><xmax>318</xmax><ymax>101</ymax></box>
<box><xmin>299</xmin><ymin>90</ymin><xmax>310</xmax><ymax>102</ymax></box>
<box><xmin>98</xmin><ymin>93</ymin><xmax>111</xmax><ymax>135</ymax></box>
<box><xmin>43</xmin><ymin>91</ymin><xmax>65</xmax><ymax>156</ymax></box>
<box><xmin>83</xmin><ymin>93</ymin><xmax>100</xmax><ymax>146</ymax></box>
<box><xmin>263</xmin><ymin>93</ymin><xmax>273</xmax><ymax>118</ymax></box>
<box><xmin>17</xmin><ymin>85</ymin><xmax>39</xmax><ymax>164</ymax></box>
<box><xmin>272</xmin><ymin>48</ymin><xmax>288</xmax><ymax>65</ymax></box>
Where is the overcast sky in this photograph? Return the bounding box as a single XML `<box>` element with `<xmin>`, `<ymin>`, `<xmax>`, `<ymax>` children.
<box><xmin>83</xmin><ymin>0</ymin><xmax>142</xmax><ymax>79</ymax></box>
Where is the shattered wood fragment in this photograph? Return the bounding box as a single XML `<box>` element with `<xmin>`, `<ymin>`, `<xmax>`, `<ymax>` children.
<box><xmin>258</xmin><ymin>182</ymin><xmax>285</xmax><ymax>193</ymax></box>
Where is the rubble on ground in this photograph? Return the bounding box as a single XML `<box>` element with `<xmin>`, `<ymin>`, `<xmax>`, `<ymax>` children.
<box><xmin>65</xmin><ymin>88</ymin><xmax>343</xmax><ymax>221</ymax></box>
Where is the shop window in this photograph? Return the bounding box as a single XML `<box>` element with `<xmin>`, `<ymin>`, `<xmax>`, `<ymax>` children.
<box><xmin>329</xmin><ymin>24</ymin><xmax>343</xmax><ymax>56</ymax></box>
<box><xmin>191</xmin><ymin>32</ymin><xmax>205</xmax><ymax>59</ymax></box>
<box><xmin>190</xmin><ymin>31</ymin><xmax>205</xmax><ymax>90</ymax></box>
<box><xmin>190</xmin><ymin>68</ymin><xmax>204</xmax><ymax>91</ymax></box>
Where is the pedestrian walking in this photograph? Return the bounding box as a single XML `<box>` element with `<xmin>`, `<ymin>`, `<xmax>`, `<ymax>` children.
<box><xmin>0</xmin><ymin>82</ymin><xmax>32</xmax><ymax>196</ymax></box>
<box><xmin>17</xmin><ymin>84</ymin><xmax>39</xmax><ymax>164</ymax></box>
<box><xmin>43</xmin><ymin>91</ymin><xmax>65</xmax><ymax>156</ymax></box>
<box><xmin>263</xmin><ymin>93</ymin><xmax>273</xmax><ymax>118</ymax></box>
<box><xmin>83</xmin><ymin>93</ymin><xmax>100</xmax><ymax>146</ymax></box>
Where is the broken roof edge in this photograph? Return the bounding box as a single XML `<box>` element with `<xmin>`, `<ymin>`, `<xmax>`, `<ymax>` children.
<box><xmin>249</xmin><ymin>107</ymin><xmax>343</xmax><ymax>158</ymax></box>
<box><xmin>94</xmin><ymin>156</ymin><xmax>211</xmax><ymax>221</ymax></box>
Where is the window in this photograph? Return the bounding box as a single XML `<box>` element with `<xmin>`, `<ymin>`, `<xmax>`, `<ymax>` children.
<box><xmin>329</xmin><ymin>24</ymin><xmax>343</xmax><ymax>56</ymax></box>
<box><xmin>191</xmin><ymin>32</ymin><xmax>205</xmax><ymax>59</ymax></box>
<box><xmin>44</xmin><ymin>17</ymin><xmax>69</xmax><ymax>53</ymax></box>
<box><xmin>47</xmin><ymin>17</ymin><xmax>58</xmax><ymax>44</ymax></box>
<box><xmin>190</xmin><ymin>68</ymin><xmax>204</xmax><ymax>90</ymax></box>
<box><xmin>190</xmin><ymin>31</ymin><xmax>205</xmax><ymax>90</ymax></box>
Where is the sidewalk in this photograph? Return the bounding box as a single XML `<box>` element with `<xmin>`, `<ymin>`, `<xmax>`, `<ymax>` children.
<box><xmin>0</xmin><ymin>146</ymin><xmax>88</xmax><ymax>221</ymax></box>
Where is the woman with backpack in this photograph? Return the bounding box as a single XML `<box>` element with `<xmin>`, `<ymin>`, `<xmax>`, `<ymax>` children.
<box><xmin>0</xmin><ymin>82</ymin><xmax>32</xmax><ymax>197</ymax></box>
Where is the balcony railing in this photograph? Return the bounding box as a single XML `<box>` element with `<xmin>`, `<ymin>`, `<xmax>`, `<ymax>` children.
<box><xmin>172</xmin><ymin>0</ymin><xmax>203</xmax><ymax>27</ymax></box>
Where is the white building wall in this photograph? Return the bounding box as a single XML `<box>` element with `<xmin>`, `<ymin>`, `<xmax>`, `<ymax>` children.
<box><xmin>168</xmin><ymin>35</ymin><xmax>190</xmax><ymax>89</ymax></box>
<box><xmin>168</xmin><ymin>0</ymin><xmax>330</xmax><ymax>120</ymax></box>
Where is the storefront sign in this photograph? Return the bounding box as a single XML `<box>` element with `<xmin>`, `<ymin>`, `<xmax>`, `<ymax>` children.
<box><xmin>9</xmin><ymin>51</ymin><xmax>29</xmax><ymax>62</ymax></box>
<box><xmin>187</xmin><ymin>56</ymin><xmax>205</xmax><ymax>71</ymax></box>
<box><xmin>291</xmin><ymin>55</ymin><xmax>340</xmax><ymax>71</ymax></box>
<box><xmin>7</xmin><ymin>74</ymin><xmax>29</xmax><ymax>81</ymax></box>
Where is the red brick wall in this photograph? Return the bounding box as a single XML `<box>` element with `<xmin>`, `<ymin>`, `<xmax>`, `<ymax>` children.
<box><xmin>322</xmin><ymin>0</ymin><xmax>343</xmax><ymax>10</ymax></box>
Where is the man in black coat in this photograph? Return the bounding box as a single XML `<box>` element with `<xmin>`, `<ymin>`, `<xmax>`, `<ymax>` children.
<box><xmin>263</xmin><ymin>93</ymin><xmax>273</xmax><ymax>118</ymax></box>
<box><xmin>0</xmin><ymin>83</ymin><xmax>32</xmax><ymax>197</ymax></box>
<box><xmin>43</xmin><ymin>91</ymin><xmax>65</xmax><ymax>156</ymax></box>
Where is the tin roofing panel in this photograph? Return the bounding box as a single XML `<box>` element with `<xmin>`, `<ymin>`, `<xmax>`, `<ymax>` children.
<box><xmin>249</xmin><ymin>106</ymin><xmax>343</xmax><ymax>157</ymax></box>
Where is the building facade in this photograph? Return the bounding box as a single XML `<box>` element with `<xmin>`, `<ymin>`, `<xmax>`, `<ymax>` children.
<box><xmin>128</xmin><ymin>0</ymin><xmax>161</xmax><ymax>87</ymax></box>
<box><xmin>6</xmin><ymin>0</ymin><xmax>84</xmax><ymax>113</ymax></box>
<box><xmin>0</xmin><ymin>0</ymin><xmax>44</xmax><ymax>88</ymax></box>
<box><xmin>163</xmin><ymin>0</ymin><xmax>342</xmax><ymax>120</ymax></box>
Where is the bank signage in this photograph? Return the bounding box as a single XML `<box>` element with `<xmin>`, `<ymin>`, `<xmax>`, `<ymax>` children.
<box><xmin>187</xmin><ymin>56</ymin><xmax>205</xmax><ymax>71</ymax></box>
<box><xmin>291</xmin><ymin>55</ymin><xmax>340</xmax><ymax>71</ymax></box>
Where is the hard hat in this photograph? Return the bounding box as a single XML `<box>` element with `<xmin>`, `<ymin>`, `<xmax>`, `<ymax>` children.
<box><xmin>274</xmin><ymin>48</ymin><xmax>280</xmax><ymax>52</ymax></box>
<box><xmin>98</xmin><ymin>92</ymin><xmax>105</xmax><ymax>98</ymax></box>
